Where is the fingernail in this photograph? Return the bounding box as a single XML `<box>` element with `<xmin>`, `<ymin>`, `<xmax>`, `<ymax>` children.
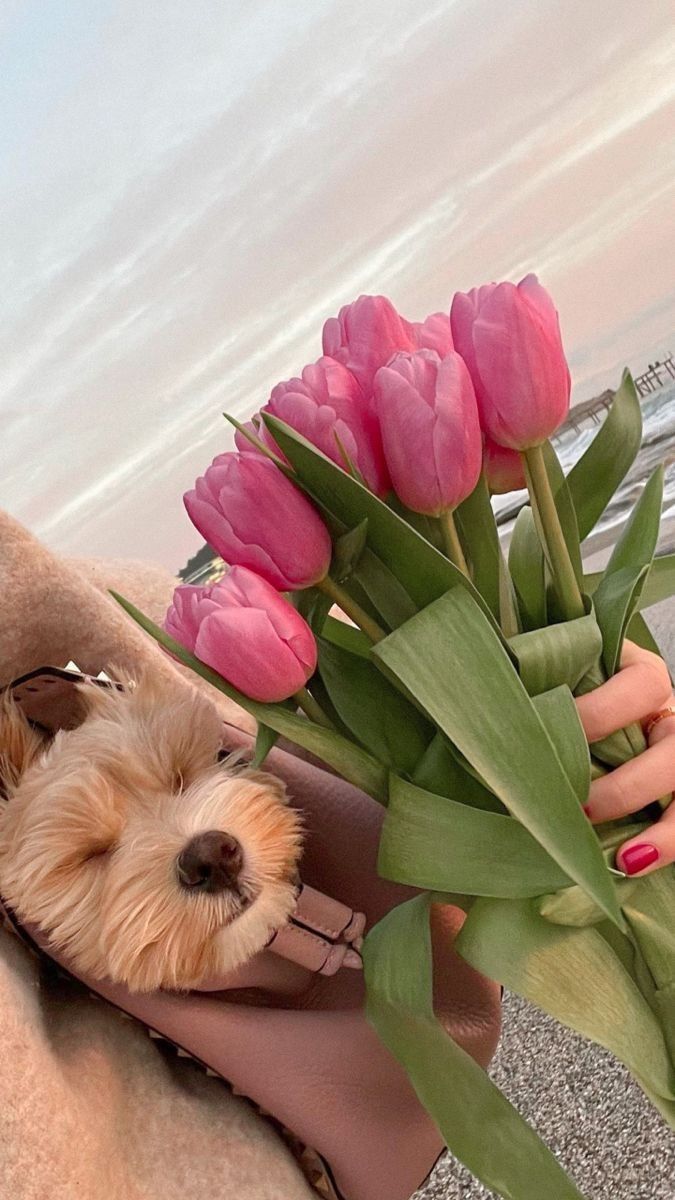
<box><xmin>582</xmin><ymin>804</ymin><xmax>592</xmax><ymax>818</ymax></box>
<box><xmin>619</xmin><ymin>843</ymin><xmax>659</xmax><ymax>875</ymax></box>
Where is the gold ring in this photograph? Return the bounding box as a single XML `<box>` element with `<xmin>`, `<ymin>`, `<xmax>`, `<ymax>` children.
<box><xmin>644</xmin><ymin>706</ymin><xmax>675</xmax><ymax>739</ymax></box>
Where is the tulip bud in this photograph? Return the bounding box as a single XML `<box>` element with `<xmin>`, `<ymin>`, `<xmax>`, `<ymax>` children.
<box><xmin>164</xmin><ymin>584</ymin><xmax>223</xmax><ymax>651</ymax></box>
<box><xmin>261</xmin><ymin>356</ymin><xmax>389</xmax><ymax>496</ymax></box>
<box><xmin>184</xmin><ymin>453</ymin><xmax>332</xmax><ymax>591</ymax></box>
<box><xmin>374</xmin><ymin>349</ymin><xmax>482</xmax><ymax>516</ymax></box>
<box><xmin>322</xmin><ymin>295</ymin><xmax>418</xmax><ymax>391</ymax></box>
<box><xmin>412</xmin><ymin>312</ymin><xmax>454</xmax><ymax>357</ymax></box>
<box><xmin>483</xmin><ymin>436</ymin><xmax>527</xmax><ymax>494</ymax></box>
<box><xmin>233</xmin><ymin>417</ymin><xmax>265</xmax><ymax>456</ymax></box>
<box><xmin>165</xmin><ymin>567</ymin><xmax>317</xmax><ymax>702</ymax></box>
<box><xmin>450</xmin><ymin>274</ymin><xmax>571</xmax><ymax>450</ymax></box>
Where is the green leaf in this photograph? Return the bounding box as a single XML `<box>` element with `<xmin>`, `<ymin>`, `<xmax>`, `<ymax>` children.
<box><xmin>594</xmin><ymin>465</ymin><xmax>663</xmax><ymax>673</ymax></box>
<box><xmin>317</xmin><ymin>639</ymin><xmax>432</xmax><ymax>774</ymax></box>
<box><xmin>601</xmin><ymin>464</ymin><xmax>663</xmax><ymax>580</ymax></box>
<box><xmin>532</xmin><ymin>685</ymin><xmax>590</xmax><ymax>805</ymax></box>
<box><xmin>110</xmin><ymin>593</ymin><xmax>388</xmax><ymax>803</ymax></box>
<box><xmin>292</xmin><ymin>585</ymin><xmax>333</xmax><ymax>633</ymax></box>
<box><xmin>509</xmin><ymin>610</ymin><xmax>603</xmax><ymax>696</ymax></box>
<box><xmin>373</xmin><ymin>588</ymin><xmax>622</xmax><ymax>926</ymax></box>
<box><xmin>386</xmin><ymin>494</ymin><xmax>443</xmax><ymax>549</ymax></box>
<box><xmin>576</xmin><ymin>658</ymin><xmax>646</xmax><ymax>766</ymax></box>
<box><xmin>351</xmin><ymin>548</ymin><xmax>418</xmax><ymax>628</ymax></box>
<box><xmin>541</xmin><ymin>440</ymin><xmax>584</xmax><ymax>588</ymax></box>
<box><xmin>379</xmin><ymin>774</ymin><xmax>571</xmax><ymax>896</ymax></box>
<box><xmin>640</xmin><ymin>554</ymin><xmax>675</xmax><ymax>609</ymax></box>
<box><xmin>321</xmin><ymin>614</ymin><xmax>371</xmax><ymax>658</ymax></box>
<box><xmin>456</xmin><ymin>896</ymin><xmax>675</xmax><ymax>1102</ymax></box>
<box><xmin>252</xmin><ymin>722</ymin><xmax>279</xmax><ymax>767</ymax></box>
<box><xmin>626</xmin><ymin>610</ymin><xmax>666</xmax><ymax>659</ymax></box>
<box><xmin>331</xmin><ymin>519</ymin><xmax>369</xmax><ymax>582</ymax></box>
<box><xmin>566</xmin><ymin>370</ymin><xmax>643</xmax><ymax>541</ymax></box>
<box><xmin>412</xmin><ymin>733</ymin><xmax>506</xmax><ymax>813</ymax></box>
<box><xmin>595</xmin><ymin>565</ymin><xmax>650</xmax><ymax>676</ymax></box>
<box><xmin>263</xmin><ymin>414</ymin><xmax>511</xmax><ymax>649</ymax></box>
<box><xmin>586</xmin><ymin>554</ymin><xmax>675</xmax><ymax>611</ymax></box>
<box><xmin>454</xmin><ymin>474</ymin><xmax>501</xmax><ymax>621</ymax></box>
<box><xmin>508</xmin><ymin>507</ymin><xmax>547</xmax><ymax>630</ymax></box>
<box><xmin>364</xmin><ymin>895</ymin><xmax>589</xmax><ymax>1200</ymax></box>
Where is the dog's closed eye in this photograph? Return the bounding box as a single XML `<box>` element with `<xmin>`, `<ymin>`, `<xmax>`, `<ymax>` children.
<box><xmin>82</xmin><ymin>841</ymin><xmax>117</xmax><ymax>864</ymax></box>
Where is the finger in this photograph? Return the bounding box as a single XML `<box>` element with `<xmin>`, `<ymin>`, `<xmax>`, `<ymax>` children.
<box><xmin>585</xmin><ymin>734</ymin><xmax>675</xmax><ymax>823</ymax></box>
<box><xmin>615</xmin><ymin>798</ymin><xmax>675</xmax><ymax>876</ymax></box>
<box><xmin>644</xmin><ymin>700</ymin><xmax>675</xmax><ymax>746</ymax></box>
<box><xmin>575</xmin><ymin>642</ymin><xmax>671</xmax><ymax>744</ymax></box>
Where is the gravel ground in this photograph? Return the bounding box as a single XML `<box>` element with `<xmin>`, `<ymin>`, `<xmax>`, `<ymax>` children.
<box><xmin>415</xmin><ymin>992</ymin><xmax>675</xmax><ymax>1200</ymax></box>
<box><xmin>416</xmin><ymin>601</ymin><xmax>675</xmax><ymax>1200</ymax></box>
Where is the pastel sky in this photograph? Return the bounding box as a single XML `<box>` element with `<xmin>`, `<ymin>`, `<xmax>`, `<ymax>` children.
<box><xmin>1</xmin><ymin>0</ymin><xmax>673</xmax><ymax>570</ymax></box>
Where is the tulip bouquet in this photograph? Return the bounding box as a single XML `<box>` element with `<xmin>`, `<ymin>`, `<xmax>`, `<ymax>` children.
<box><xmin>118</xmin><ymin>277</ymin><xmax>675</xmax><ymax>1199</ymax></box>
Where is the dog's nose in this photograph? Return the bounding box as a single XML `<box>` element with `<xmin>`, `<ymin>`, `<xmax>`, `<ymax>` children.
<box><xmin>176</xmin><ymin>831</ymin><xmax>243</xmax><ymax>893</ymax></box>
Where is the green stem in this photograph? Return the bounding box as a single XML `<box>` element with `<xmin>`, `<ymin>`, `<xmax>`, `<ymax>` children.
<box><xmin>294</xmin><ymin>687</ymin><xmax>334</xmax><ymax>728</ymax></box>
<box><xmin>522</xmin><ymin>444</ymin><xmax>585</xmax><ymax>621</ymax></box>
<box><xmin>439</xmin><ymin>509</ymin><xmax>470</xmax><ymax>576</ymax></box>
<box><xmin>316</xmin><ymin>575</ymin><xmax>385</xmax><ymax>643</ymax></box>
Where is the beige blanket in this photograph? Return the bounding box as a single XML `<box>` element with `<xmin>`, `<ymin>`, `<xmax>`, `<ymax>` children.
<box><xmin>0</xmin><ymin>511</ymin><xmax>313</xmax><ymax>1200</ymax></box>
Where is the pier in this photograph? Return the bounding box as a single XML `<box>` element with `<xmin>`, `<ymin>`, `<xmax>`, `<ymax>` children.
<box><xmin>555</xmin><ymin>353</ymin><xmax>674</xmax><ymax>438</ymax></box>
<box><xmin>634</xmin><ymin>354</ymin><xmax>675</xmax><ymax>397</ymax></box>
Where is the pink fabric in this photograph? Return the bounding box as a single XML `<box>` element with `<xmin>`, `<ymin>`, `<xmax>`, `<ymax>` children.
<box><xmin>13</xmin><ymin>725</ymin><xmax>501</xmax><ymax>1200</ymax></box>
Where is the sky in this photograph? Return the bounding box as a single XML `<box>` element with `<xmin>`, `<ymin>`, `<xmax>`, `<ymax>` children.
<box><xmin>0</xmin><ymin>0</ymin><xmax>673</xmax><ymax>571</ymax></box>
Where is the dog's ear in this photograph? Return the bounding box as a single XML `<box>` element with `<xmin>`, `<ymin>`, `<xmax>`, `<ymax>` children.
<box><xmin>0</xmin><ymin>693</ymin><xmax>47</xmax><ymax>797</ymax></box>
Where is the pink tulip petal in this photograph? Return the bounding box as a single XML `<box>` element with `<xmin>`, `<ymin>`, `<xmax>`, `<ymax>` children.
<box><xmin>184</xmin><ymin>454</ymin><xmax>331</xmax><ymax>590</ymax></box>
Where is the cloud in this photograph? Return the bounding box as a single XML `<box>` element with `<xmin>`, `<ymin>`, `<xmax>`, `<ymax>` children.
<box><xmin>0</xmin><ymin>0</ymin><xmax>673</xmax><ymax>567</ymax></box>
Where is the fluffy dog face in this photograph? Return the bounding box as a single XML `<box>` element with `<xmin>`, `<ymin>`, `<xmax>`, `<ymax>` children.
<box><xmin>0</xmin><ymin>678</ymin><xmax>302</xmax><ymax>992</ymax></box>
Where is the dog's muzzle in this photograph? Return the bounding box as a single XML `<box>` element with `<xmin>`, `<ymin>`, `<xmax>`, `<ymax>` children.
<box><xmin>176</xmin><ymin>831</ymin><xmax>243</xmax><ymax>894</ymax></box>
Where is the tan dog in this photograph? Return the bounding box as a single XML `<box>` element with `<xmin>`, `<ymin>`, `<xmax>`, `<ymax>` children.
<box><xmin>0</xmin><ymin>511</ymin><xmax>317</xmax><ymax>1200</ymax></box>
<box><xmin>0</xmin><ymin>672</ymin><xmax>302</xmax><ymax>993</ymax></box>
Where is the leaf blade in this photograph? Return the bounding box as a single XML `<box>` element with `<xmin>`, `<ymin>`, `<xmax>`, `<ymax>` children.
<box><xmin>364</xmin><ymin>895</ymin><xmax>589</xmax><ymax>1200</ymax></box>
<box><xmin>379</xmin><ymin>774</ymin><xmax>571</xmax><ymax>896</ymax></box>
<box><xmin>566</xmin><ymin>370</ymin><xmax>643</xmax><ymax>541</ymax></box>
<box><xmin>373</xmin><ymin>588</ymin><xmax>622</xmax><ymax>926</ymax></box>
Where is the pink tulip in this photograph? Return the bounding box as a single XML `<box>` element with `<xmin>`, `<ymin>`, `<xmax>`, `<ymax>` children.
<box><xmin>233</xmin><ymin>417</ymin><xmax>265</xmax><ymax>456</ymax></box>
<box><xmin>412</xmin><ymin>312</ymin><xmax>454</xmax><ymax>357</ymax></box>
<box><xmin>164</xmin><ymin>584</ymin><xmax>224</xmax><ymax>651</ymax></box>
<box><xmin>165</xmin><ymin>568</ymin><xmax>317</xmax><ymax>702</ymax></box>
<box><xmin>184</xmin><ymin>453</ymin><xmax>331</xmax><ymax>591</ymax></box>
<box><xmin>322</xmin><ymin>295</ymin><xmax>418</xmax><ymax>391</ymax></box>
<box><xmin>483</xmin><ymin>436</ymin><xmax>526</xmax><ymax>494</ymax></box>
<box><xmin>261</xmin><ymin>356</ymin><xmax>389</xmax><ymax>496</ymax></box>
<box><xmin>450</xmin><ymin>274</ymin><xmax>571</xmax><ymax>450</ymax></box>
<box><xmin>374</xmin><ymin>349</ymin><xmax>482</xmax><ymax>516</ymax></box>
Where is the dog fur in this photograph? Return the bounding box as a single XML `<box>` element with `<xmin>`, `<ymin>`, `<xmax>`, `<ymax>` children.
<box><xmin>0</xmin><ymin>678</ymin><xmax>302</xmax><ymax>992</ymax></box>
<box><xmin>0</xmin><ymin>510</ymin><xmax>316</xmax><ymax>1200</ymax></box>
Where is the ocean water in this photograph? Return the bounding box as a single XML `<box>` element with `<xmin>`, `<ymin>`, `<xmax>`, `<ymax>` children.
<box><xmin>494</xmin><ymin>380</ymin><xmax>675</xmax><ymax>558</ymax></box>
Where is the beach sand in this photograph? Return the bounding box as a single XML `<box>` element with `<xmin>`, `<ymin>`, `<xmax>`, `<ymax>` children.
<box><xmin>417</xmin><ymin>590</ymin><xmax>675</xmax><ymax>1200</ymax></box>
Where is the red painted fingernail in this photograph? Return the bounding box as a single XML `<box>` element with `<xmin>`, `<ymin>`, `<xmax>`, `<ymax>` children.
<box><xmin>619</xmin><ymin>843</ymin><xmax>659</xmax><ymax>875</ymax></box>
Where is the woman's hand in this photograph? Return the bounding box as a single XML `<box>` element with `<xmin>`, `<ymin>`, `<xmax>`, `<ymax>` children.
<box><xmin>575</xmin><ymin>639</ymin><xmax>675</xmax><ymax>876</ymax></box>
